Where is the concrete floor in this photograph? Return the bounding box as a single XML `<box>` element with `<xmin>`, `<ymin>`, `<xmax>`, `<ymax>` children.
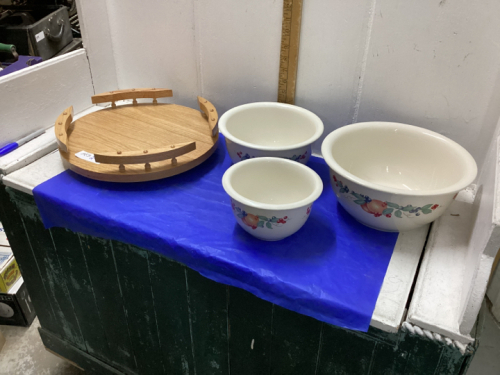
<box><xmin>468</xmin><ymin>300</ymin><xmax>500</xmax><ymax>375</ymax></box>
<box><xmin>1</xmin><ymin>305</ymin><xmax>500</xmax><ymax>374</ymax></box>
<box><xmin>0</xmin><ymin>318</ymin><xmax>83</xmax><ymax>375</ymax></box>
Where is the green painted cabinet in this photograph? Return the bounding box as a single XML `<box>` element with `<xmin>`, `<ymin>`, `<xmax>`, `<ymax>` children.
<box><xmin>0</xmin><ymin>186</ymin><xmax>476</xmax><ymax>374</ymax></box>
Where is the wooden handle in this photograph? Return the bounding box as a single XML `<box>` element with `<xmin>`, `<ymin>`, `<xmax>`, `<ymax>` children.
<box><xmin>197</xmin><ymin>96</ymin><xmax>218</xmax><ymax>137</ymax></box>
<box><xmin>54</xmin><ymin>106</ymin><xmax>73</xmax><ymax>153</ymax></box>
<box><xmin>93</xmin><ymin>141</ymin><xmax>196</xmax><ymax>165</ymax></box>
<box><xmin>91</xmin><ymin>88</ymin><xmax>173</xmax><ymax>107</ymax></box>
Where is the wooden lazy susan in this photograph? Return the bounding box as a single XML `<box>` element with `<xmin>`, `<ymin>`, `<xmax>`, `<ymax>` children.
<box><xmin>54</xmin><ymin>88</ymin><xmax>219</xmax><ymax>182</ymax></box>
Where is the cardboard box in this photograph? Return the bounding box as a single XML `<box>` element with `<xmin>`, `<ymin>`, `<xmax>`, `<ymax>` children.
<box><xmin>0</xmin><ymin>221</ymin><xmax>8</xmax><ymax>247</ymax></box>
<box><xmin>0</xmin><ymin>254</ymin><xmax>20</xmax><ymax>293</ymax></box>
<box><xmin>0</xmin><ymin>277</ymin><xmax>36</xmax><ymax>327</ymax></box>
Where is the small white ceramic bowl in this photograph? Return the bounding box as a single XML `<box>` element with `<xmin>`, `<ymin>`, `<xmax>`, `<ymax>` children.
<box><xmin>321</xmin><ymin>122</ymin><xmax>477</xmax><ymax>232</ymax></box>
<box><xmin>219</xmin><ymin>102</ymin><xmax>324</xmax><ymax>164</ymax></box>
<box><xmin>222</xmin><ymin>157</ymin><xmax>323</xmax><ymax>241</ymax></box>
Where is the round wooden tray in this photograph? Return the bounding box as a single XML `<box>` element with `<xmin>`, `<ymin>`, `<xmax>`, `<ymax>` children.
<box><xmin>55</xmin><ymin>89</ymin><xmax>219</xmax><ymax>182</ymax></box>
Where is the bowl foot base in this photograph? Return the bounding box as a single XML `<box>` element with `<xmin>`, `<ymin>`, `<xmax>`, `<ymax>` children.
<box><xmin>354</xmin><ymin>219</ymin><xmax>400</xmax><ymax>233</ymax></box>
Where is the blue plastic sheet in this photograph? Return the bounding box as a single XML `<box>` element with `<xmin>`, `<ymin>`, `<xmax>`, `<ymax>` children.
<box><xmin>33</xmin><ymin>136</ymin><xmax>398</xmax><ymax>331</ymax></box>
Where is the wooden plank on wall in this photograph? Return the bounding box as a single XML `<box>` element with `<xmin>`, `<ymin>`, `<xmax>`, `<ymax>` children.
<box><xmin>50</xmin><ymin>228</ymin><xmax>113</xmax><ymax>363</ymax></box>
<box><xmin>186</xmin><ymin>268</ymin><xmax>229</xmax><ymax>374</ymax></box>
<box><xmin>81</xmin><ymin>235</ymin><xmax>137</xmax><ymax>373</ymax></box>
<box><xmin>317</xmin><ymin>324</ymin><xmax>376</xmax><ymax>374</ymax></box>
<box><xmin>4</xmin><ymin>188</ymin><xmax>86</xmax><ymax>350</ymax></box>
<box><xmin>148</xmin><ymin>251</ymin><xmax>194</xmax><ymax>375</ymax></box>
<box><xmin>277</xmin><ymin>0</ymin><xmax>303</xmax><ymax>104</ymax></box>
<box><xmin>39</xmin><ymin>327</ymin><xmax>124</xmax><ymax>375</ymax></box>
<box><xmin>269</xmin><ymin>305</ymin><xmax>322</xmax><ymax>374</ymax></box>
<box><xmin>0</xmin><ymin>187</ymin><xmax>63</xmax><ymax>338</ymax></box>
<box><xmin>228</xmin><ymin>286</ymin><xmax>273</xmax><ymax>375</ymax></box>
<box><xmin>112</xmin><ymin>241</ymin><xmax>164</xmax><ymax>374</ymax></box>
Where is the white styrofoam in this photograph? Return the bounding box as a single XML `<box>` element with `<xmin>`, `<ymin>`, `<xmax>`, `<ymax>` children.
<box><xmin>0</xmin><ymin>49</ymin><xmax>94</xmax><ymax>148</ymax></box>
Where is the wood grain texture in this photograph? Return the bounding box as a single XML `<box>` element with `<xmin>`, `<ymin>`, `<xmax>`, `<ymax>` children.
<box><xmin>50</xmin><ymin>227</ymin><xmax>112</xmax><ymax>363</ymax></box>
<box><xmin>228</xmin><ymin>287</ymin><xmax>273</xmax><ymax>375</ymax></box>
<box><xmin>54</xmin><ymin>106</ymin><xmax>73</xmax><ymax>153</ymax></box>
<box><xmin>1</xmin><ymin>187</ymin><xmax>477</xmax><ymax>375</ymax></box>
<box><xmin>94</xmin><ymin>141</ymin><xmax>196</xmax><ymax>165</ymax></box>
<box><xmin>80</xmin><ymin>235</ymin><xmax>137</xmax><ymax>373</ymax></box>
<box><xmin>269</xmin><ymin>305</ymin><xmax>322</xmax><ymax>374</ymax></box>
<box><xmin>39</xmin><ymin>328</ymin><xmax>124</xmax><ymax>375</ymax></box>
<box><xmin>317</xmin><ymin>324</ymin><xmax>376</xmax><ymax>374</ymax></box>
<box><xmin>0</xmin><ymin>187</ymin><xmax>64</xmax><ymax>339</ymax></box>
<box><xmin>91</xmin><ymin>88</ymin><xmax>173</xmax><ymax>104</ymax></box>
<box><xmin>112</xmin><ymin>241</ymin><xmax>165</xmax><ymax>374</ymax></box>
<box><xmin>148</xmin><ymin>251</ymin><xmax>195</xmax><ymax>375</ymax></box>
<box><xmin>5</xmin><ymin>189</ymin><xmax>86</xmax><ymax>351</ymax></box>
<box><xmin>186</xmin><ymin>268</ymin><xmax>229</xmax><ymax>374</ymax></box>
<box><xmin>59</xmin><ymin>102</ymin><xmax>218</xmax><ymax>182</ymax></box>
<box><xmin>277</xmin><ymin>0</ymin><xmax>303</xmax><ymax>104</ymax></box>
<box><xmin>197</xmin><ymin>96</ymin><xmax>218</xmax><ymax>136</ymax></box>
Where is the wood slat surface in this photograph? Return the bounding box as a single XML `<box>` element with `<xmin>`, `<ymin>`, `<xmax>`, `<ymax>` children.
<box><xmin>80</xmin><ymin>235</ymin><xmax>137</xmax><ymax>373</ymax></box>
<box><xmin>5</xmin><ymin>189</ymin><xmax>86</xmax><ymax>351</ymax></box>
<box><xmin>0</xmin><ymin>187</ymin><xmax>476</xmax><ymax>375</ymax></box>
<box><xmin>186</xmin><ymin>269</ymin><xmax>230</xmax><ymax>374</ymax></box>
<box><xmin>39</xmin><ymin>328</ymin><xmax>124</xmax><ymax>375</ymax></box>
<box><xmin>269</xmin><ymin>305</ymin><xmax>322</xmax><ymax>374</ymax></box>
<box><xmin>148</xmin><ymin>251</ymin><xmax>195</xmax><ymax>375</ymax></box>
<box><xmin>0</xmin><ymin>188</ymin><xmax>65</xmax><ymax>339</ymax></box>
<box><xmin>60</xmin><ymin>102</ymin><xmax>218</xmax><ymax>182</ymax></box>
<box><xmin>91</xmin><ymin>88</ymin><xmax>173</xmax><ymax>104</ymax></box>
<box><xmin>50</xmin><ymin>228</ymin><xmax>112</xmax><ymax>363</ymax></box>
<box><xmin>227</xmin><ymin>287</ymin><xmax>273</xmax><ymax>375</ymax></box>
<box><xmin>112</xmin><ymin>242</ymin><xmax>165</xmax><ymax>374</ymax></box>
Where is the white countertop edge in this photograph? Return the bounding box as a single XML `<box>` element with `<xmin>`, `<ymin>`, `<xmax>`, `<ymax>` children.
<box><xmin>370</xmin><ymin>225</ymin><xmax>428</xmax><ymax>333</ymax></box>
<box><xmin>407</xmin><ymin>188</ymin><xmax>478</xmax><ymax>344</ymax></box>
<box><xmin>0</xmin><ymin>105</ymin><xmax>106</xmax><ymax>177</ymax></box>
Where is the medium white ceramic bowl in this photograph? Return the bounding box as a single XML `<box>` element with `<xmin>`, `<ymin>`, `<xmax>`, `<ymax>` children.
<box><xmin>222</xmin><ymin>157</ymin><xmax>323</xmax><ymax>241</ymax></box>
<box><xmin>219</xmin><ymin>102</ymin><xmax>324</xmax><ymax>164</ymax></box>
<box><xmin>321</xmin><ymin>122</ymin><xmax>477</xmax><ymax>232</ymax></box>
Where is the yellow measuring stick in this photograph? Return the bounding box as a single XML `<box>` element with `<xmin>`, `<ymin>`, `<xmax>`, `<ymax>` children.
<box><xmin>277</xmin><ymin>0</ymin><xmax>303</xmax><ymax>105</ymax></box>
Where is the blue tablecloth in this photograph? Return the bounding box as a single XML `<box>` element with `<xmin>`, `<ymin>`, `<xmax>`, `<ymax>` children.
<box><xmin>33</xmin><ymin>136</ymin><xmax>398</xmax><ymax>331</ymax></box>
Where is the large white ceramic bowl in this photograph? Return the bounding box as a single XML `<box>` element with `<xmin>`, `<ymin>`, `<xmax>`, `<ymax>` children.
<box><xmin>321</xmin><ymin>122</ymin><xmax>477</xmax><ymax>232</ymax></box>
<box><xmin>222</xmin><ymin>157</ymin><xmax>323</xmax><ymax>241</ymax></box>
<box><xmin>219</xmin><ymin>102</ymin><xmax>324</xmax><ymax>164</ymax></box>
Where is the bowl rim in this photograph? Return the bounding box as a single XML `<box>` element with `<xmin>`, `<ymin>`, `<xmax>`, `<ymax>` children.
<box><xmin>321</xmin><ymin>122</ymin><xmax>478</xmax><ymax>196</ymax></box>
<box><xmin>222</xmin><ymin>157</ymin><xmax>323</xmax><ymax>210</ymax></box>
<box><xmin>218</xmin><ymin>102</ymin><xmax>324</xmax><ymax>151</ymax></box>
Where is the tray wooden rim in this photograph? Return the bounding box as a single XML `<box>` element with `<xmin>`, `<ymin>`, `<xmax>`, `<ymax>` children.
<box><xmin>55</xmin><ymin>91</ymin><xmax>219</xmax><ymax>183</ymax></box>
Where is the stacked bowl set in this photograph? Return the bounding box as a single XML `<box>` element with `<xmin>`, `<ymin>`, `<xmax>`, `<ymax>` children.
<box><xmin>219</xmin><ymin>102</ymin><xmax>477</xmax><ymax>240</ymax></box>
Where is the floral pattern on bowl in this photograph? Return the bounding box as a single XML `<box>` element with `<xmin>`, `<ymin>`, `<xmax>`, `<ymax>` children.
<box><xmin>231</xmin><ymin>201</ymin><xmax>288</xmax><ymax>229</ymax></box>
<box><xmin>332</xmin><ymin>175</ymin><xmax>440</xmax><ymax>219</ymax></box>
<box><xmin>235</xmin><ymin>151</ymin><xmax>308</xmax><ymax>162</ymax></box>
